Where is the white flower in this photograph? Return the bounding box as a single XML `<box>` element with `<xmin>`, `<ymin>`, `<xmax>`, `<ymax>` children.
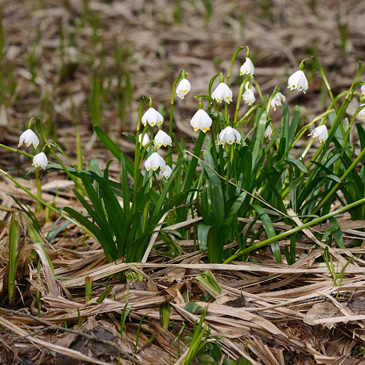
<box><xmin>358</xmin><ymin>104</ymin><xmax>365</xmax><ymax>120</ymax></box>
<box><xmin>288</xmin><ymin>70</ymin><xmax>308</xmax><ymax>93</ymax></box>
<box><xmin>218</xmin><ymin>126</ymin><xmax>241</xmax><ymax>145</ymax></box>
<box><xmin>144</xmin><ymin>152</ymin><xmax>166</xmax><ymax>172</ymax></box>
<box><xmin>240</xmin><ymin>58</ymin><xmax>255</xmax><ymax>76</ymax></box>
<box><xmin>160</xmin><ymin>165</ymin><xmax>172</xmax><ymax>179</ymax></box>
<box><xmin>309</xmin><ymin>125</ymin><xmax>328</xmax><ymax>143</ymax></box>
<box><xmin>138</xmin><ymin>133</ymin><xmax>150</xmax><ymax>147</ymax></box>
<box><xmin>141</xmin><ymin>108</ymin><xmax>164</xmax><ymax>127</ymax></box>
<box><xmin>361</xmin><ymin>85</ymin><xmax>365</xmax><ymax>98</ymax></box>
<box><xmin>19</xmin><ymin>129</ymin><xmax>39</xmax><ymax>149</ymax></box>
<box><xmin>271</xmin><ymin>92</ymin><xmax>286</xmax><ymax>110</ymax></box>
<box><xmin>265</xmin><ymin>125</ymin><xmax>273</xmax><ymax>139</ymax></box>
<box><xmin>211</xmin><ymin>83</ymin><xmax>233</xmax><ymax>104</ymax></box>
<box><xmin>176</xmin><ymin>79</ymin><xmax>191</xmax><ymax>100</ymax></box>
<box><xmin>154</xmin><ymin>130</ymin><xmax>172</xmax><ymax>148</ymax></box>
<box><xmin>189</xmin><ymin>109</ymin><xmax>212</xmax><ymax>133</ymax></box>
<box><xmin>32</xmin><ymin>152</ymin><xmax>48</xmax><ymax>170</ymax></box>
<box><xmin>242</xmin><ymin>83</ymin><xmax>255</xmax><ymax>106</ymax></box>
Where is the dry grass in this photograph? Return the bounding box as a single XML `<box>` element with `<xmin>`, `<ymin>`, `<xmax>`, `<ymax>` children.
<box><xmin>1</xmin><ymin>0</ymin><xmax>365</xmax><ymax>363</ymax></box>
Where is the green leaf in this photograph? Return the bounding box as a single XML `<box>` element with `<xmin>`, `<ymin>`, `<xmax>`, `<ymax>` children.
<box><xmin>252</xmin><ymin>205</ymin><xmax>281</xmax><ymax>262</ymax></box>
<box><xmin>197</xmin><ymin>223</ymin><xmax>213</xmax><ymax>252</ymax></box>
<box><xmin>184</xmin><ymin>302</ymin><xmax>204</xmax><ymax>314</ymax></box>
<box><xmin>286</xmin><ymin>155</ymin><xmax>308</xmax><ymax>173</ymax></box>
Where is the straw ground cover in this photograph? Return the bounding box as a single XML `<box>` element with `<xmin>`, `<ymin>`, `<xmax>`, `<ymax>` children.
<box><xmin>1</xmin><ymin>0</ymin><xmax>365</xmax><ymax>364</ymax></box>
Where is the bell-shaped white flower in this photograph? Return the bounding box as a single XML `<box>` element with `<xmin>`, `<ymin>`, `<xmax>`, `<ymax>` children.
<box><xmin>211</xmin><ymin>83</ymin><xmax>233</xmax><ymax>104</ymax></box>
<box><xmin>189</xmin><ymin>109</ymin><xmax>212</xmax><ymax>133</ymax></box>
<box><xmin>288</xmin><ymin>70</ymin><xmax>308</xmax><ymax>93</ymax></box>
<box><xmin>361</xmin><ymin>85</ymin><xmax>365</xmax><ymax>98</ymax></box>
<box><xmin>309</xmin><ymin>125</ymin><xmax>328</xmax><ymax>143</ymax></box>
<box><xmin>144</xmin><ymin>152</ymin><xmax>166</xmax><ymax>172</ymax></box>
<box><xmin>176</xmin><ymin>79</ymin><xmax>191</xmax><ymax>100</ymax></box>
<box><xmin>358</xmin><ymin>104</ymin><xmax>365</xmax><ymax>120</ymax></box>
<box><xmin>218</xmin><ymin>126</ymin><xmax>241</xmax><ymax>145</ymax></box>
<box><xmin>154</xmin><ymin>130</ymin><xmax>172</xmax><ymax>148</ymax></box>
<box><xmin>160</xmin><ymin>165</ymin><xmax>172</xmax><ymax>179</ymax></box>
<box><xmin>19</xmin><ymin>129</ymin><xmax>39</xmax><ymax>149</ymax></box>
<box><xmin>32</xmin><ymin>152</ymin><xmax>48</xmax><ymax>170</ymax></box>
<box><xmin>271</xmin><ymin>92</ymin><xmax>286</xmax><ymax>110</ymax></box>
<box><xmin>265</xmin><ymin>125</ymin><xmax>273</xmax><ymax>139</ymax></box>
<box><xmin>242</xmin><ymin>83</ymin><xmax>255</xmax><ymax>106</ymax></box>
<box><xmin>138</xmin><ymin>133</ymin><xmax>150</xmax><ymax>147</ymax></box>
<box><xmin>141</xmin><ymin>108</ymin><xmax>164</xmax><ymax>127</ymax></box>
<box><xmin>240</xmin><ymin>58</ymin><xmax>255</xmax><ymax>76</ymax></box>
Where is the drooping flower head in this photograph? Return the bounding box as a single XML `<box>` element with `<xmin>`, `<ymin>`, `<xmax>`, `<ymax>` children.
<box><xmin>142</xmin><ymin>107</ymin><xmax>164</xmax><ymax>127</ymax></box>
<box><xmin>154</xmin><ymin>130</ymin><xmax>172</xmax><ymax>148</ymax></box>
<box><xmin>138</xmin><ymin>133</ymin><xmax>150</xmax><ymax>147</ymax></box>
<box><xmin>32</xmin><ymin>152</ymin><xmax>48</xmax><ymax>170</ymax></box>
<box><xmin>144</xmin><ymin>152</ymin><xmax>166</xmax><ymax>172</ymax></box>
<box><xmin>271</xmin><ymin>92</ymin><xmax>286</xmax><ymax>110</ymax></box>
<box><xmin>265</xmin><ymin>125</ymin><xmax>273</xmax><ymax>139</ymax></box>
<box><xmin>211</xmin><ymin>83</ymin><xmax>233</xmax><ymax>104</ymax></box>
<box><xmin>242</xmin><ymin>82</ymin><xmax>255</xmax><ymax>106</ymax></box>
<box><xmin>240</xmin><ymin>57</ymin><xmax>255</xmax><ymax>77</ymax></box>
<box><xmin>309</xmin><ymin>125</ymin><xmax>328</xmax><ymax>143</ymax></box>
<box><xmin>176</xmin><ymin>78</ymin><xmax>191</xmax><ymax>100</ymax></box>
<box><xmin>19</xmin><ymin>129</ymin><xmax>39</xmax><ymax>149</ymax></box>
<box><xmin>218</xmin><ymin>126</ymin><xmax>241</xmax><ymax>145</ymax></box>
<box><xmin>288</xmin><ymin>70</ymin><xmax>308</xmax><ymax>93</ymax></box>
<box><xmin>190</xmin><ymin>109</ymin><xmax>212</xmax><ymax>133</ymax></box>
<box><xmin>160</xmin><ymin>165</ymin><xmax>172</xmax><ymax>179</ymax></box>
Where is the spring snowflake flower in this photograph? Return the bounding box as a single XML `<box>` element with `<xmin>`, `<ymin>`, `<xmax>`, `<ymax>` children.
<box><xmin>160</xmin><ymin>165</ymin><xmax>172</xmax><ymax>179</ymax></box>
<box><xmin>141</xmin><ymin>108</ymin><xmax>164</xmax><ymax>127</ymax></box>
<box><xmin>154</xmin><ymin>130</ymin><xmax>172</xmax><ymax>148</ymax></box>
<box><xmin>176</xmin><ymin>79</ymin><xmax>191</xmax><ymax>100</ymax></box>
<box><xmin>145</xmin><ymin>152</ymin><xmax>166</xmax><ymax>172</ymax></box>
<box><xmin>271</xmin><ymin>92</ymin><xmax>286</xmax><ymax>110</ymax></box>
<box><xmin>138</xmin><ymin>133</ymin><xmax>150</xmax><ymax>147</ymax></box>
<box><xmin>218</xmin><ymin>126</ymin><xmax>241</xmax><ymax>145</ymax></box>
<box><xmin>265</xmin><ymin>125</ymin><xmax>273</xmax><ymax>139</ymax></box>
<box><xmin>190</xmin><ymin>109</ymin><xmax>212</xmax><ymax>133</ymax></box>
<box><xmin>361</xmin><ymin>85</ymin><xmax>365</xmax><ymax>98</ymax></box>
<box><xmin>19</xmin><ymin>129</ymin><xmax>39</xmax><ymax>149</ymax></box>
<box><xmin>288</xmin><ymin>70</ymin><xmax>308</xmax><ymax>93</ymax></box>
<box><xmin>358</xmin><ymin>104</ymin><xmax>365</xmax><ymax>120</ymax></box>
<box><xmin>211</xmin><ymin>83</ymin><xmax>233</xmax><ymax>104</ymax></box>
<box><xmin>240</xmin><ymin>58</ymin><xmax>255</xmax><ymax>76</ymax></box>
<box><xmin>242</xmin><ymin>83</ymin><xmax>255</xmax><ymax>106</ymax></box>
<box><xmin>32</xmin><ymin>152</ymin><xmax>48</xmax><ymax>170</ymax></box>
<box><xmin>309</xmin><ymin>125</ymin><xmax>328</xmax><ymax>143</ymax></box>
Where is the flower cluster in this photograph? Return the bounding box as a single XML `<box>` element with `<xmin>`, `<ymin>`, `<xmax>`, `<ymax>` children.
<box><xmin>18</xmin><ymin>128</ymin><xmax>48</xmax><ymax>170</ymax></box>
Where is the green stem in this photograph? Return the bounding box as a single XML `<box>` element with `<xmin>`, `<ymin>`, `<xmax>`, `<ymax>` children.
<box><xmin>233</xmin><ymin>76</ymin><xmax>251</xmax><ymax>126</ymax></box>
<box><xmin>169</xmin><ymin>71</ymin><xmax>184</xmax><ymax>166</ymax></box>
<box><xmin>0</xmin><ymin>144</ymin><xmax>33</xmax><ymax>158</ymax></box>
<box><xmin>132</xmin><ymin>97</ymin><xmax>147</xmax><ymax>213</ymax></box>
<box><xmin>35</xmin><ymin>170</ymin><xmax>43</xmax><ymax>212</ymax></box>
<box><xmin>226</xmin><ymin>46</ymin><xmax>248</xmax><ymax>86</ymax></box>
<box><xmin>224</xmin><ymin>195</ymin><xmax>365</xmax><ymax>264</ymax></box>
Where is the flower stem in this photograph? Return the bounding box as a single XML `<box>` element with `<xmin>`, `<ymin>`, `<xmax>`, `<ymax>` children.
<box><xmin>226</xmin><ymin>45</ymin><xmax>248</xmax><ymax>86</ymax></box>
<box><xmin>132</xmin><ymin>97</ymin><xmax>147</xmax><ymax>213</ymax></box>
<box><xmin>168</xmin><ymin>71</ymin><xmax>184</xmax><ymax>166</ymax></box>
<box><xmin>0</xmin><ymin>144</ymin><xmax>33</xmax><ymax>158</ymax></box>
